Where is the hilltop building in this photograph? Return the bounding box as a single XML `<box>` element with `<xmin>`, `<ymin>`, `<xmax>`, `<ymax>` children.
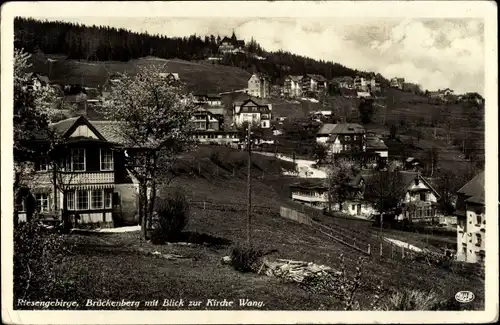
<box><xmin>455</xmin><ymin>172</ymin><xmax>485</xmax><ymax>264</ymax></box>
<box><xmin>218</xmin><ymin>36</ymin><xmax>246</xmax><ymax>54</ymax></box>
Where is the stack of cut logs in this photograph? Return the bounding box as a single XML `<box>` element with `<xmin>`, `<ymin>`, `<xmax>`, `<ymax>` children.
<box><xmin>261</xmin><ymin>259</ymin><xmax>341</xmax><ymax>283</ymax></box>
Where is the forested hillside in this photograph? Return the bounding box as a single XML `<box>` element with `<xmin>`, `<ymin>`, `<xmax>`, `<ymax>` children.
<box><xmin>14</xmin><ymin>17</ymin><xmax>383</xmax><ymax>85</ymax></box>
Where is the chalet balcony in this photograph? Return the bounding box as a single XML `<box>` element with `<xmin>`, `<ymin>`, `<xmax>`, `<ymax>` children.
<box><xmin>292</xmin><ymin>193</ymin><xmax>327</xmax><ymax>203</ymax></box>
<box><xmin>59</xmin><ymin>171</ymin><xmax>114</xmax><ymax>188</ymax></box>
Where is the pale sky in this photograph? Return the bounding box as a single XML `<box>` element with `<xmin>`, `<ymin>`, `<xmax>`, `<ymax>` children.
<box><xmin>38</xmin><ymin>17</ymin><xmax>485</xmax><ymax>95</ymax></box>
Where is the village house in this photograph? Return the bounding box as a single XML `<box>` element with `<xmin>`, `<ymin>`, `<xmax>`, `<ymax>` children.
<box><xmin>331</xmin><ymin>76</ymin><xmax>355</xmax><ymax>89</ymax></box>
<box><xmin>390</xmin><ymin>77</ymin><xmax>405</xmax><ymax>90</ymax></box>
<box><xmin>455</xmin><ymin>171</ymin><xmax>485</xmax><ymax>264</ymax></box>
<box><xmin>193</xmin><ymin>93</ymin><xmax>222</xmax><ymax>106</ymax></box>
<box><xmin>343</xmin><ymin>170</ymin><xmax>440</xmax><ymax>219</ymax></box>
<box><xmin>15</xmin><ymin>116</ymin><xmax>151</xmax><ymax>227</ymax></box>
<box><xmin>340</xmin><ymin>88</ymin><xmax>358</xmax><ymax>98</ymax></box>
<box><xmin>26</xmin><ymin>73</ymin><xmax>51</xmax><ymax>91</ymax></box>
<box><xmin>289</xmin><ymin>180</ymin><xmax>329</xmax><ymax>210</ymax></box>
<box><xmin>300</xmin><ymin>74</ymin><xmax>327</xmax><ymax>95</ymax></box>
<box><xmin>316</xmin><ymin>123</ymin><xmax>366</xmax><ymax>155</ymax></box>
<box><xmin>191</xmin><ymin>108</ymin><xmax>223</xmax><ymax>132</ymax></box>
<box><xmin>369</xmin><ymin>78</ymin><xmax>381</xmax><ymax>93</ymax></box>
<box><xmin>232</xmin><ymin>97</ymin><xmax>272</xmax><ymax>129</ymax></box>
<box><xmin>309</xmin><ymin>110</ymin><xmax>333</xmax><ymax>121</ymax></box>
<box><xmin>357</xmin><ymin>91</ymin><xmax>372</xmax><ymax>99</ymax></box>
<box><xmin>283</xmin><ymin>75</ymin><xmax>303</xmax><ymax>98</ymax></box>
<box><xmin>353</xmin><ymin>76</ymin><xmax>370</xmax><ymax>92</ymax></box>
<box><xmin>428</xmin><ymin>88</ymin><xmax>455</xmax><ymax>102</ymax></box>
<box><xmin>365</xmin><ymin>134</ymin><xmax>389</xmax><ymax>166</ymax></box>
<box><xmin>159</xmin><ymin>72</ymin><xmax>180</xmax><ymax>82</ymax></box>
<box><xmin>247</xmin><ymin>73</ymin><xmax>271</xmax><ymax>98</ymax></box>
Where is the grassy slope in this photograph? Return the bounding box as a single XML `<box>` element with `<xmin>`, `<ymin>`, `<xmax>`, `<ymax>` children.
<box><xmin>30</xmin><ymin>53</ymin><xmax>251</xmax><ymax>93</ymax></box>
<box><xmin>45</xmin><ymin>145</ymin><xmax>484</xmax><ymax>310</ymax></box>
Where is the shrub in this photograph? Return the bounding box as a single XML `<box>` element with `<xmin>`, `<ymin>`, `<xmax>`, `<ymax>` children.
<box><xmin>150</xmin><ymin>191</ymin><xmax>189</xmax><ymax>244</ymax></box>
<box><xmin>14</xmin><ymin>216</ymin><xmax>72</xmax><ymax>301</ymax></box>
<box><xmin>229</xmin><ymin>244</ymin><xmax>264</xmax><ymax>273</ymax></box>
<box><xmin>383</xmin><ymin>289</ymin><xmax>442</xmax><ymax>310</ymax></box>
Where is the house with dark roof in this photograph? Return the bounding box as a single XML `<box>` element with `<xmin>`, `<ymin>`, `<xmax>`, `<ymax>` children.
<box><xmin>455</xmin><ymin>172</ymin><xmax>485</xmax><ymax>264</ymax></box>
<box><xmin>340</xmin><ymin>88</ymin><xmax>358</xmax><ymax>98</ymax></box>
<box><xmin>331</xmin><ymin>76</ymin><xmax>355</xmax><ymax>89</ymax></box>
<box><xmin>341</xmin><ymin>170</ymin><xmax>441</xmax><ymax>219</ymax></box>
<box><xmin>15</xmin><ymin>116</ymin><xmax>147</xmax><ymax>227</ymax></box>
<box><xmin>300</xmin><ymin>74</ymin><xmax>328</xmax><ymax>95</ymax></box>
<box><xmin>232</xmin><ymin>97</ymin><xmax>272</xmax><ymax>129</ymax></box>
<box><xmin>316</xmin><ymin>123</ymin><xmax>366</xmax><ymax>155</ymax></box>
<box><xmin>218</xmin><ymin>36</ymin><xmax>246</xmax><ymax>54</ymax></box>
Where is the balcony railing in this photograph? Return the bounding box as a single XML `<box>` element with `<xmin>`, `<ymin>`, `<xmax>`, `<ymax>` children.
<box><xmin>59</xmin><ymin>172</ymin><xmax>114</xmax><ymax>185</ymax></box>
<box><xmin>292</xmin><ymin>194</ymin><xmax>327</xmax><ymax>203</ymax></box>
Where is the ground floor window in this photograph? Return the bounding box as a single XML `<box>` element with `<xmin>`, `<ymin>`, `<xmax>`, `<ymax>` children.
<box><xmin>35</xmin><ymin>193</ymin><xmax>50</xmax><ymax>212</ymax></box>
<box><xmin>91</xmin><ymin>190</ymin><xmax>104</xmax><ymax>209</ymax></box>
<box><xmin>67</xmin><ymin>189</ymin><xmax>112</xmax><ymax>211</ymax></box>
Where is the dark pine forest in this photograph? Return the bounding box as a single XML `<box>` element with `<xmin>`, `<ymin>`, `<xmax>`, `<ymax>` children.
<box><xmin>14</xmin><ymin>17</ymin><xmax>385</xmax><ymax>85</ymax></box>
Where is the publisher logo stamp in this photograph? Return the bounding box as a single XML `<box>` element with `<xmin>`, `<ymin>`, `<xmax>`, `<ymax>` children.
<box><xmin>455</xmin><ymin>291</ymin><xmax>475</xmax><ymax>303</ymax></box>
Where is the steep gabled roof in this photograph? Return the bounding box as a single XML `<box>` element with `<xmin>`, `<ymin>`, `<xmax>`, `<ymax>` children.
<box><xmin>49</xmin><ymin>117</ymin><xmax>80</xmax><ymax>135</ymax></box>
<box><xmin>457</xmin><ymin>172</ymin><xmax>485</xmax><ymax>200</ymax></box>
<box><xmin>287</xmin><ymin>75</ymin><xmax>303</xmax><ymax>82</ymax></box>
<box><xmin>290</xmin><ymin>179</ymin><xmax>328</xmax><ymax>190</ymax></box>
<box><xmin>307</xmin><ymin>74</ymin><xmax>327</xmax><ymax>82</ymax></box>
<box><xmin>340</xmin><ymin>88</ymin><xmax>357</xmax><ymax>96</ymax></box>
<box><xmin>333</xmin><ymin>123</ymin><xmax>365</xmax><ymax>134</ymax></box>
<box><xmin>317</xmin><ymin>123</ymin><xmax>337</xmax><ymax>136</ymax></box>
<box><xmin>366</xmin><ymin>136</ymin><xmax>388</xmax><ymax>150</ymax></box>
<box><xmin>234</xmin><ymin>97</ymin><xmax>270</xmax><ymax>107</ymax></box>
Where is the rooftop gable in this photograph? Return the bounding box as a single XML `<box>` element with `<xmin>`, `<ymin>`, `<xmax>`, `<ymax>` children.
<box><xmin>457</xmin><ymin>171</ymin><xmax>485</xmax><ymax>200</ymax></box>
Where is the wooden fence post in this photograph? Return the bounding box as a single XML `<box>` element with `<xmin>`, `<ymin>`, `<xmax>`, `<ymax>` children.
<box><xmin>379</xmin><ymin>242</ymin><xmax>383</xmax><ymax>257</ymax></box>
<box><xmin>367</xmin><ymin>244</ymin><xmax>371</xmax><ymax>255</ymax></box>
<box><xmin>391</xmin><ymin>244</ymin><xmax>394</xmax><ymax>258</ymax></box>
<box><xmin>353</xmin><ymin>238</ymin><xmax>356</xmax><ymax>248</ymax></box>
<box><xmin>402</xmin><ymin>246</ymin><xmax>405</xmax><ymax>258</ymax></box>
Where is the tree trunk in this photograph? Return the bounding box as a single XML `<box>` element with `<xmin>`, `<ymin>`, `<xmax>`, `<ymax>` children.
<box><xmin>61</xmin><ymin>191</ymin><xmax>70</xmax><ymax>234</ymax></box>
<box><xmin>139</xmin><ymin>184</ymin><xmax>146</xmax><ymax>239</ymax></box>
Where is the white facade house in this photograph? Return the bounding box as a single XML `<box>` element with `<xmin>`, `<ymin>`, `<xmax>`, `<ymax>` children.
<box><xmin>345</xmin><ymin>171</ymin><xmax>440</xmax><ymax>219</ymax></box>
<box><xmin>247</xmin><ymin>73</ymin><xmax>271</xmax><ymax>98</ymax></box>
<box><xmin>290</xmin><ymin>181</ymin><xmax>329</xmax><ymax>209</ymax></box>
<box><xmin>232</xmin><ymin>98</ymin><xmax>272</xmax><ymax>129</ymax></box>
<box><xmin>284</xmin><ymin>75</ymin><xmax>303</xmax><ymax>98</ymax></box>
<box><xmin>455</xmin><ymin>172</ymin><xmax>485</xmax><ymax>264</ymax></box>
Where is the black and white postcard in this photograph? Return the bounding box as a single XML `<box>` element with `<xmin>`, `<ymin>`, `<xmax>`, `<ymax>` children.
<box><xmin>1</xmin><ymin>1</ymin><xmax>498</xmax><ymax>324</ymax></box>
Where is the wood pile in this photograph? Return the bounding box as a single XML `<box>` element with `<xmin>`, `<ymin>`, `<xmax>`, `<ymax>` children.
<box><xmin>261</xmin><ymin>258</ymin><xmax>341</xmax><ymax>283</ymax></box>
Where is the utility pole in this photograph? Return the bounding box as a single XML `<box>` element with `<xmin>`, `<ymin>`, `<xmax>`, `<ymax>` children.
<box><xmin>246</xmin><ymin>124</ymin><xmax>252</xmax><ymax>247</ymax></box>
